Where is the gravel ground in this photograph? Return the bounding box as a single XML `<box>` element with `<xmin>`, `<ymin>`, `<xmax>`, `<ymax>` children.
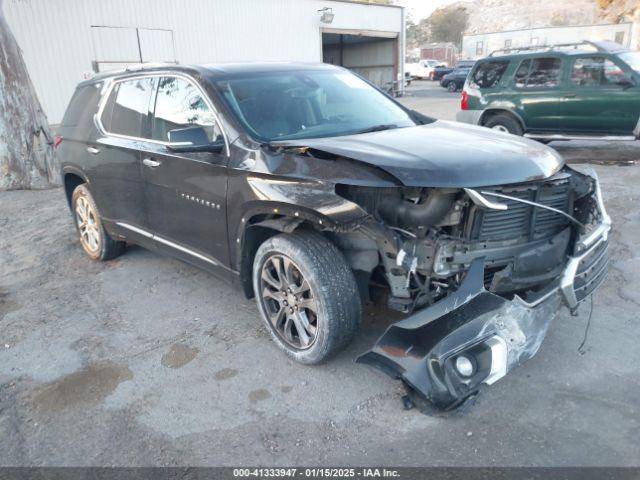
<box><xmin>1</xmin><ymin>83</ymin><xmax>639</xmax><ymax>466</ymax></box>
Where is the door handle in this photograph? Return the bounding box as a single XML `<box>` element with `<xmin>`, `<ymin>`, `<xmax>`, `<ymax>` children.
<box><xmin>86</xmin><ymin>146</ymin><xmax>100</xmax><ymax>154</ymax></box>
<box><xmin>143</xmin><ymin>158</ymin><xmax>161</xmax><ymax>168</ymax></box>
<box><xmin>563</xmin><ymin>94</ymin><xmax>576</xmax><ymax>99</ymax></box>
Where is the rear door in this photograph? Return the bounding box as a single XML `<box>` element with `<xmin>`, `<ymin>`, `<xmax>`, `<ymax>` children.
<box><xmin>139</xmin><ymin>75</ymin><xmax>231</xmax><ymax>272</ymax></box>
<box><xmin>555</xmin><ymin>55</ymin><xmax>639</xmax><ymax>135</ymax></box>
<box><xmin>511</xmin><ymin>56</ymin><xmax>564</xmax><ymax>132</ymax></box>
<box><xmin>91</xmin><ymin>76</ymin><xmax>155</xmax><ymax>231</ymax></box>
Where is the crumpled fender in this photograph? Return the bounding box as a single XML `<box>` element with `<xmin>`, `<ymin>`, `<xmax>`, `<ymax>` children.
<box><xmin>357</xmin><ymin>258</ymin><xmax>561</xmax><ymax>410</ymax></box>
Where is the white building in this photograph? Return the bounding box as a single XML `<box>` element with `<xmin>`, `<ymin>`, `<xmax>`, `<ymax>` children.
<box><xmin>462</xmin><ymin>22</ymin><xmax>635</xmax><ymax>59</ymax></box>
<box><xmin>4</xmin><ymin>0</ymin><xmax>405</xmax><ymax>124</ymax></box>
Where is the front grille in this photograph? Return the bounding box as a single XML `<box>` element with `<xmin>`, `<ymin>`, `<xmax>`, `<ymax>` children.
<box><xmin>470</xmin><ymin>181</ymin><xmax>573</xmax><ymax>242</ymax></box>
<box><xmin>573</xmin><ymin>240</ymin><xmax>609</xmax><ymax>303</ymax></box>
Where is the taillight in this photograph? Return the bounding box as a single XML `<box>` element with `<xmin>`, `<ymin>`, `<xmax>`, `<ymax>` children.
<box><xmin>53</xmin><ymin>135</ymin><xmax>63</xmax><ymax>149</ymax></box>
<box><xmin>461</xmin><ymin>90</ymin><xmax>468</xmax><ymax>111</ymax></box>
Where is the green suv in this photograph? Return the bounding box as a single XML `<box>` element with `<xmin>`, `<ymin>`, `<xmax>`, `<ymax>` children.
<box><xmin>457</xmin><ymin>41</ymin><xmax>640</xmax><ymax>140</ymax></box>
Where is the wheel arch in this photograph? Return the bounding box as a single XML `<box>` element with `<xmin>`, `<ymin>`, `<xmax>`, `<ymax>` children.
<box><xmin>237</xmin><ymin>213</ymin><xmax>321</xmax><ymax>299</ymax></box>
<box><xmin>63</xmin><ymin>168</ymin><xmax>89</xmax><ymax>209</ymax></box>
<box><xmin>479</xmin><ymin>108</ymin><xmax>526</xmax><ymax>131</ymax></box>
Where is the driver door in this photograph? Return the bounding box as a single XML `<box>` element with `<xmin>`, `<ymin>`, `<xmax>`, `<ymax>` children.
<box><xmin>140</xmin><ymin>75</ymin><xmax>231</xmax><ymax>274</ymax></box>
<box><xmin>555</xmin><ymin>55</ymin><xmax>639</xmax><ymax>135</ymax></box>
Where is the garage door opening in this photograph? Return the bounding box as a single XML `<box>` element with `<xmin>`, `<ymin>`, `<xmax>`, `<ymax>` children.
<box><xmin>322</xmin><ymin>32</ymin><xmax>398</xmax><ymax>90</ymax></box>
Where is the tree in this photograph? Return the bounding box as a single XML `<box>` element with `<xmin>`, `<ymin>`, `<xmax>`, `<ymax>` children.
<box><xmin>428</xmin><ymin>5</ymin><xmax>469</xmax><ymax>48</ymax></box>
<box><xmin>0</xmin><ymin>0</ymin><xmax>59</xmax><ymax>190</ymax></box>
<box><xmin>406</xmin><ymin>17</ymin><xmax>431</xmax><ymax>49</ymax></box>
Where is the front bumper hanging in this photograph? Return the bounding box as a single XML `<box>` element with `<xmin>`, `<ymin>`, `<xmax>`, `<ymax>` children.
<box><xmin>358</xmin><ymin>217</ymin><xmax>611</xmax><ymax>411</ymax></box>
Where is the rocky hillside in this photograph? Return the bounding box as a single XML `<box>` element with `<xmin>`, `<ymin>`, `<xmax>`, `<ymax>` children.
<box><xmin>460</xmin><ymin>0</ymin><xmax>639</xmax><ymax>47</ymax></box>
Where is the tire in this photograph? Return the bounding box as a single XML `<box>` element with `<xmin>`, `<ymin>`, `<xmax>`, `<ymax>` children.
<box><xmin>252</xmin><ymin>231</ymin><xmax>361</xmax><ymax>365</ymax></box>
<box><xmin>447</xmin><ymin>82</ymin><xmax>458</xmax><ymax>92</ymax></box>
<box><xmin>71</xmin><ymin>184</ymin><xmax>125</xmax><ymax>261</ymax></box>
<box><xmin>484</xmin><ymin>113</ymin><xmax>524</xmax><ymax>136</ymax></box>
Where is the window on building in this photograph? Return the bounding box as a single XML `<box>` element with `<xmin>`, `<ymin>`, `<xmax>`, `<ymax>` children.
<box><xmin>531</xmin><ymin>37</ymin><xmax>539</xmax><ymax>46</ymax></box>
<box><xmin>571</xmin><ymin>57</ymin><xmax>626</xmax><ymax>86</ymax></box>
<box><xmin>514</xmin><ymin>57</ymin><xmax>562</xmax><ymax>88</ymax></box>
<box><xmin>470</xmin><ymin>60</ymin><xmax>509</xmax><ymax>89</ymax></box>
<box><xmin>101</xmin><ymin>78</ymin><xmax>155</xmax><ymax>137</ymax></box>
<box><xmin>476</xmin><ymin>41</ymin><xmax>484</xmax><ymax>56</ymax></box>
<box><xmin>152</xmin><ymin>76</ymin><xmax>221</xmax><ymax>142</ymax></box>
<box><xmin>615</xmin><ymin>31</ymin><xmax>625</xmax><ymax>45</ymax></box>
<box><xmin>504</xmin><ymin>39</ymin><xmax>512</xmax><ymax>48</ymax></box>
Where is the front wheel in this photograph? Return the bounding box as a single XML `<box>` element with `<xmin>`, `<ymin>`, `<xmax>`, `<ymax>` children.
<box><xmin>447</xmin><ymin>82</ymin><xmax>458</xmax><ymax>92</ymax></box>
<box><xmin>252</xmin><ymin>231</ymin><xmax>361</xmax><ymax>364</ymax></box>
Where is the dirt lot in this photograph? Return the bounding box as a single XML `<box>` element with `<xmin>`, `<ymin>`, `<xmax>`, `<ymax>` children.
<box><xmin>1</xmin><ymin>82</ymin><xmax>639</xmax><ymax>466</ymax></box>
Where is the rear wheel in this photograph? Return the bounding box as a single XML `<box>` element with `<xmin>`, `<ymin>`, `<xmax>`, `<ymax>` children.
<box><xmin>71</xmin><ymin>184</ymin><xmax>125</xmax><ymax>261</ymax></box>
<box><xmin>484</xmin><ymin>113</ymin><xmax>524</xmax><ymax>136</ymax></box>
<box><xmin>447</xmin><ymin>82</ymin><xmax>458</xmax><ymax>92</ymax></box>
<box><xmin>253</xmin><ymin>231</ymin><xmax>361</xmax><ymax>364</ymax></box>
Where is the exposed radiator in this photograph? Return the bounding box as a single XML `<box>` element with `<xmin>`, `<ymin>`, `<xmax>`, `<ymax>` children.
<box><xmin>470</xmin><ymin>181</ymin><xmax>573</xmax><ymax>242</ymax></box>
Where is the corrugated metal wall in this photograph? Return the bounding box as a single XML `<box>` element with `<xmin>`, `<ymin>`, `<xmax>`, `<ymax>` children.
<box><xmin>4</xmin><ymin>0</ymin><xmax>402</xmax><ymax>123</ymax></box>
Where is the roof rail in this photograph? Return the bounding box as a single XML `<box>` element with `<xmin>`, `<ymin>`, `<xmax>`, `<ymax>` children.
<box><xmin>124</xmin><ymin>62</ymin><xmax>177</xmax><ymax>72</ymax></box>
<box><xmin>488</xmin><ymin>40</ymin><xmax>610</xmax><ymax>57</ymax></box>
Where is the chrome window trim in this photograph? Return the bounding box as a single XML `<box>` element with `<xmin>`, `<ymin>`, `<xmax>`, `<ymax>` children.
<box><xmin>94</xmin><ymin>71</ymin><xmax>230</xmax><ymax>157</ymax></box>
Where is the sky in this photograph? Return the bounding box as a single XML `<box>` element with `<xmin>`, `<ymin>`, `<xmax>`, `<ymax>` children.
<box><xmin>395</xmin><ymin>0</ymin><xmax>470</xmax><ymax>21</ymax></box>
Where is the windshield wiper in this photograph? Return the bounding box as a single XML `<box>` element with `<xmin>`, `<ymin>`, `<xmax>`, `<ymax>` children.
<box><xmin>352</xmin><ymin>124</ymin><xmax>399</xmax><ymax>135</ymax></box>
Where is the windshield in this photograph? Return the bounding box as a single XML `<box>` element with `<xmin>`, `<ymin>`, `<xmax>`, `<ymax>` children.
<box><xmin>215</xmin><ymin>69</ymin><xmax>416</xmax><ymax>142</ymax></box>
<box><xmin>618</xmin><ymin>51</ymin><xmax>640</xmax><ymax>73</ymax></box>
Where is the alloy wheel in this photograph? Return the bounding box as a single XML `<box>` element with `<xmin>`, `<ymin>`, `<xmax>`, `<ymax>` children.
<box><xmin>259</xmin><ymin>254</ymin><xmax>318</xmax><ymax>350</ymax></box>
<box><xmin>75</xmin><ymin>196</ymin><xmax>100</xmax><ymax>254</ymax></box>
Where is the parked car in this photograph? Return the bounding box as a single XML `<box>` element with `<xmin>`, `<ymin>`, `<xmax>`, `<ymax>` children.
<box><xmin>440</xmin><ymin>66</ymin><xmax>473</xmax><ymax>92</ymax></box>
<box><xmin>409</xmin><ymin>59</ymin><xmax>445</xmax><ymax>80</ymax></box>
<box><xmin>57</xmin><ymin>62</ymin><xmax>611</xmax><ymax>411</ymax></box>
<box><xmin>457</xmin><ymin>41</ymin><xmax>640</xmax><ymax>140</ymax></box>
<box><xmin>433</xmin><ymin>60</ymin><xmax>476</xmax><ymax>81</ymax></box>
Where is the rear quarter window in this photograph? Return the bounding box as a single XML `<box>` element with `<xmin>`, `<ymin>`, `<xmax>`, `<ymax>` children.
<box><xmin>514</xmin><ymin>57</ymin><xmax>562</xmax><ymax>88</ymax></box>
<box><xmin>60</xmin><ymin>83</ymin><xmax>103</xmax><ymax>127</ymax></box>
<box><xmin>470</xmin><ymin>60</ymin><xmax>509</xmax><ymax>89</ymax></box>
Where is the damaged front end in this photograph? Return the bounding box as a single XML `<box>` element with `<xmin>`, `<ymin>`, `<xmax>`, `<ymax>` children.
<box><xmin>340</xmin><ymin>166</ymin><xmax>611</xmax><ymax>410</ymax></box>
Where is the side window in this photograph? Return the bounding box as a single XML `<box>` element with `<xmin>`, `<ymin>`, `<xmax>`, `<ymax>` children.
<box><xmin>514</xmin><ymin>59</ymin><xmax>531</xmax><ymax>88</ymax></box>
<box><xmin>101</xmin><ymin>78</ymin><xmax>155</xmax><ymax>137</ymax></box>
<box><xmin>522</xmin><ymin>57</ymin><xmax>562</xmax><ymax>88</ymax></box>
<box><xmin>152</xmin><ymin>76</ymin><xmax>221</xmax><ymax>142</ymax></box>
<box><xmin>470</xmin><ymin>60</ymin><xmax>509</xmax><ymax>89</ymax></box>
<box><xmin>62</xmin><ymin>83</ymin><xmax>103</xmax><ymax>127</ymax></box>
<box><xmin>571</xmin><ymin>57</ymin><xmax>626</xmax><ymax>87</ymax></box>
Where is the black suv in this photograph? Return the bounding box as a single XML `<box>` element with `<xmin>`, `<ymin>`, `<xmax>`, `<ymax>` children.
<box><xmin>58</xmin><ymin>63</ymin><xmax>611</xmax><ymax>410</ymax></box>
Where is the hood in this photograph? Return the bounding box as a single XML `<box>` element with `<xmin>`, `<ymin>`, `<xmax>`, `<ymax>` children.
<box><xmin>273</xmin><ymin>121</ymin><xmax>564</xmax><ymax>188</ymax></box>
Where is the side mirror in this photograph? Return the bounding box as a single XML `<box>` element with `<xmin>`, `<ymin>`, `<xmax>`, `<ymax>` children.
<box><xmin>166</xmin><ymin>126</ymin><xmax>224</xmax><ymax>154</ymax></box>
<box><xmin>616</xmin><ymin>76</ymin><xmax>635</xmax><ymax>89</ymax></box>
